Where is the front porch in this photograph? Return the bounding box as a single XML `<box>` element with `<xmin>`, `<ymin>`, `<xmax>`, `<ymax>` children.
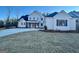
<box><xmin>26</xmin><ymin>20</ymin><xmax>39</xmax><ymax>28</ymax></box>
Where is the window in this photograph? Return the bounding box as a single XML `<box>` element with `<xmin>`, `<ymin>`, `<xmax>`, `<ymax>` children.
<box><xmin>33</xmin><ymin>17</ymin><xmax>35</xmax><ymax>20</ymax></box>
<box><xmin>41</xmin><ymin>23</ymin><xmax>43</xmax><ymax>26</ymax></box>
<box><xmin>24</xmin><ymin>22</ymin><xmax>26</xmax><ymax>25</ymax></box>
<box><xmin>41</xmin><ymin>18</ymin><xmax>43</xmax><ymax>21</ymax></box>
<box><xmin>37</xmin><ymin>18</ymin><xmax>38</xmax><ymax>20</ymax></box>
<box><xmin>29</xmin><ymin>17</ymin><xmax>31</xmax><ymax>20</ymax></box>
<box><xmin>76</xmin><ymin>20</ymin><xmax>78</xmax><ymax>22</ymax></box>
<box><xmin>21</xmin><ymin>22</ymin><xmax>26</xmax><ymax>25</ymax></box>
<box><xmin>56</xmin><ymin>20</ymin><xmax>67</xmax><ymax>26</ymax></box>
<box><xmin>37</xmin><ymin>23</ymin><xmax>39</xmax><ymax>27</ymax></box>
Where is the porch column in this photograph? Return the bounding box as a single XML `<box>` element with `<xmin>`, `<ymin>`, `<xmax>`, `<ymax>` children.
<box><xmin>31</xmin><ymin>23</ymin><xmax>32</xmax><ymax>28</ymax></box>
<box><xmin>28</xmin><ymin>23</ymin><xmax>29</xmax><ymax>28</ymax></box>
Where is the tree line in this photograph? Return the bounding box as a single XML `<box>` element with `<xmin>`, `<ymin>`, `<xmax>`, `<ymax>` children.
<box><xmin>0</xmin><ymin>7</ymin><xmax>20</xmax><ymax>29</ymax></box>
<box><xmin>0</xmin><ymin>19</ymin><xmax>18</xmax><ymax>28</ymax></box>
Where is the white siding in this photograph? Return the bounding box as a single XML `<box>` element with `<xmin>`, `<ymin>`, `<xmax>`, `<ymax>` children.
<box><xmin>17</xmin><ymin>10</ymin><xmax>76</xmax><ymax>31</ymax></box>
<box><xmin>69</xmin><ymin>18</ymin><xmax>76</xmax><ymax>30</ymax></box>
<box><xmin>53</xmin><ymin>19</ymin><xmax>70</xmax><ymax>31</ymax></box>
<box><xmin>18</xmin><ymin>19</ymin><xmax>26</xmax><ymax>28</ymax></box>
<box><xmin>45</xmin><ymin>11</ymin><xmax>76</xmax><ymax>31</ymax></box>
<box><xmin>28</xmin><ymin>11</ymin><xmax>45</xmax><ymax>28</ymax></box>
<box><xmin>45</xmin><ymin>17</ymin><xmax>54</xmax><ymax>30</ymax></box>
<box><xmin>53</xmin><ymin>11</ymin><xmax>76</xmax><ymax>31</ymax></box>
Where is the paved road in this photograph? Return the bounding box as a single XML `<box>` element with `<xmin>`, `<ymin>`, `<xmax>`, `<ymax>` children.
<box><xmin>0</xmin><ymin>28</ymin><xmax>39</xmax><ymax>37</ymax></box>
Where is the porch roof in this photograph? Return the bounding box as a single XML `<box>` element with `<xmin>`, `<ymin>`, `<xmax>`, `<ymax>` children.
<box><xmin>26</xmin><ymin>20</ymin><xmax>39</xmax><ymax>23</ymax></box>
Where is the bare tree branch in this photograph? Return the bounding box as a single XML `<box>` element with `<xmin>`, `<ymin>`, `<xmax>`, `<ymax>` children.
<box><xmin>6</xmin><ymin>7</ymin><xmax>11</xmax><ymax>20</ymax></box>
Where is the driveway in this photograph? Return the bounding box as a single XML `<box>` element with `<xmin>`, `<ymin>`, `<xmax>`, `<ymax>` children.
<box><xmin>0</xmin><ymin>28</ymin><xmax>39</xmax><ymax>37</ymax></box>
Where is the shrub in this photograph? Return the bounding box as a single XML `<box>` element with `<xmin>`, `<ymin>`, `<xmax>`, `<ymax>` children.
<box><xmin>5</xmin><ymin>19</ymin><xmax>18</xmax><ymax>28</ymax></box>
<box><xmin>11</xmin><ymin>19</ymin><xmax>18</xmax><ymax>27</ymax></box>
<box><xmin>44</xmin><ymin>26</ymin><xmax>47</xmax><ymax>30</ymax></box>
<box><xmin>5</xmin><ymin>19</ymin><xmax>12</xmax><ymax>28</ymax></box>
<box><xmin>0</xmin><ymin>20</ymin><xmax>4</xmax><ymax>28</ymax></box>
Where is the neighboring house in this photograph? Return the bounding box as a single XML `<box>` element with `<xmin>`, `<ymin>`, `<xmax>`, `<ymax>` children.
<box><xmin>45</xmin><ymin>10</ymin><xmax>76</xmax><ymax>31</ymax></box>
<box><xmin>69</xmin><ymin>11</ymin><xmax>79</xmax><ymax>18</ymax></box>
<box><xmin>18</xmin><ymin>10</ymin><xmax>77</xmax><ymax>31</ymax></box>
<box><xmin>69</xmin><ymin>11</ymin><xmax>79</xmax><ymax>30</ymax></box>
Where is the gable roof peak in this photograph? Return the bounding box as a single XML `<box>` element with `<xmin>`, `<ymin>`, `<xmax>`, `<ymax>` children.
<box><xmin>32</xmin><ymin>10</ymin><xmax>40</xmax><ymax>13</ymax></box>
<box><xmin>33</xmin><ymin>10</ymin><xmax>38</xmax><ymax>13</ymax></box>
<box><xmin>31</xmin><ymin>10</ymin><xmax>41</xmax><ymax>15</ymax></box>
<box><xmin>46</xmin><ymin>12</ymin><xmax>58</xmax><ymax>17</ymax></box>
<box><xmin>60</xmin><ymin>10</ymin><xmax>66</xmax><ymax>13</ymax></box>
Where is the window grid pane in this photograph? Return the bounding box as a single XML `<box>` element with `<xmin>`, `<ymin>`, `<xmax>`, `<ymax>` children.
<box><xmin>41</xmin><ymin>18</ymin><xmax>43</xmax><ymax>21</ymax></box>
<box><xmin>57</xmin><ymin>20</ymin><xmax>67</xmax><ymax>26</ymax></box>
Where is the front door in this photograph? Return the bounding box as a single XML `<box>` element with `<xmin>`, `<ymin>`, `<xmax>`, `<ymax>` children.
<box><xmin>32</xmin><ymin>23</ymin><xmax>36</xmax><ymax>28</ymax></box>
<box><xmin>76</xmin><ymin>20</ymin><xmax>79</xmax><ymax>31</ymax></box>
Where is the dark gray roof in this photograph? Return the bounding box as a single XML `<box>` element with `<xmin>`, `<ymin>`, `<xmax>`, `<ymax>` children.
<box><xmin>68</xmin><ymin>11</ymin><xmax>79</xmax><ymax>18</ymax></box>
<box><xmin>46</xmin><ymin>12</ymin><xmax>58</xmax><ymax>17</ymax></box>
<box><xmin>18</xmin><ymin>15</ymin><xmax>29</xmax><ymax>21</ymax></box>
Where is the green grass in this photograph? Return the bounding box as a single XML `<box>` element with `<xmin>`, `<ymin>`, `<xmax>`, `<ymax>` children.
<box><xmin>0</xmin><ymin>31</ymin><xmax>79</xmax><ymax>53</ymax></box>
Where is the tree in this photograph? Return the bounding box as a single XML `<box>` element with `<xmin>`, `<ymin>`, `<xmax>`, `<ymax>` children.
<box><xmin>6</xmin><ymin>7</ymin><xmax>11</xmax><ymax>21</ymax></box>
<box><xmin>11</xmin><ymin>19</ymin><xmax>18</xmax><ymax>27</ymax></box>
<box><xmin>15</xmin><ymin>8</ymin><xmax>21</xmax><ymax>20</ymax></box>
<box><xmin>5</xmin><ymin>7</ymin><xmax>19</xmax><ymax>28</ymax></box>
<box><xmin>0</xmin><ymin>20</ymin><xmax>4</xmax><ymax>28</ymax></box>
<box><xmin>5</xmin><ymin>19</ymin><xmax>18</xmax><ymax>28</ymax></box>
<box><xmin>5</xmin><ymin>7</ymin><xmax>12</xmax><ymax>28</ymax></box>
<box><xmin>5</xmin><ymin>19</ymin><xmax>11</xmax><ymax>28</ymax></box>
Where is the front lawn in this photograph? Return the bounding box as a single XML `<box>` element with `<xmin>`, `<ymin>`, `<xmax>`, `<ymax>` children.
<box><xmin>0</xmin><ymin>31</ymin><xmax>79</xmax><ymax>53</ymax></box>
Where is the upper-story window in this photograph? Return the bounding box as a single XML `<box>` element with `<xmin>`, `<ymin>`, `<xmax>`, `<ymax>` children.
<box><xmin>41</xmin><ymin>23</ymin><xmax>43</xmax><ymax>26</ymax></box>
<box><xmin>37</xmin><ymin>18</ymin><xmax>38</xmax><ymax>20</ymax></box>
<box><xmin>29</xmin><ymin>17</ymin><xmax>31</xmax><ymax>20</ymax></box>
<box><xmin>41</xmin><ymin>18</ymin><xmax>43</xmax><ymax>21</ymax></box>
<box><xmin>56</xmin><ymin>20</ymin><xmax>67</xmax><ymax>26</ymax></box>
<box><xmin>33</xmin><ymin>17</ymin><xmax>35</xmax><ymax>20</ymax></box>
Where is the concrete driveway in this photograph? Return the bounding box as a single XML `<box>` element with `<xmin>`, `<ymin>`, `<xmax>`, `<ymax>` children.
<box><xmin>0</xmin><ymin>28</ymin><xmax>39</xmax><ymax>37</ymax></box>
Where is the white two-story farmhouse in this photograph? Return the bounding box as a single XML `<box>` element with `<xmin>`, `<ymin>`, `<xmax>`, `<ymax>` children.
<box><xmin>28</xmin><ymin>11</ymin><xmax>45</xmax><ymax>28</ymax></box>
<box><xmin>18</xmin><ymin>10</ymin><xmax>77</xmax><ymax>31</ymax></box>
<box><xmin>18</xmin><ymin>11</ymin><xmax>45</xmax><ymax>29</ymax></box>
